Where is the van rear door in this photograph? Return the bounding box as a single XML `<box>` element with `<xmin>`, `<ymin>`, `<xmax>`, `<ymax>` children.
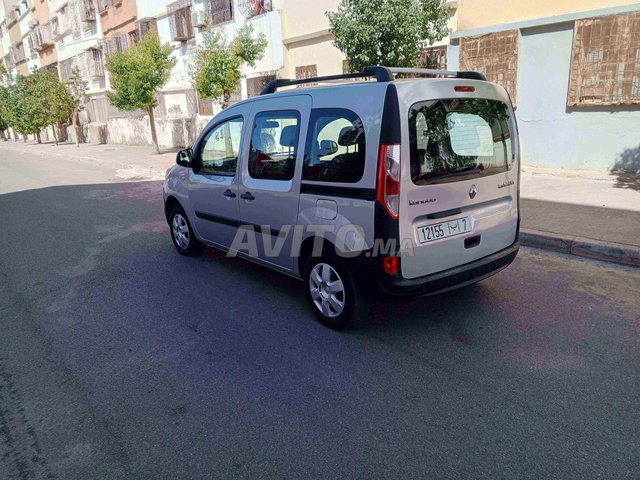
<box><xmin>396</xmin><ymin>81</ymin><xmax>519</xmax><ymax>280</ymax></box>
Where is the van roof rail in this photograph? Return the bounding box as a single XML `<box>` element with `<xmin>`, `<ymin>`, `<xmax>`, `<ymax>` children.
<box><xmin>259</xmin><ymin>65</ymin><xmax>486</xmax><ymax>95</ymax></box>
<box><xmin>386</xmin><ymin>67</ymin><xmax>487</xmax><ymax>81</ymax></box>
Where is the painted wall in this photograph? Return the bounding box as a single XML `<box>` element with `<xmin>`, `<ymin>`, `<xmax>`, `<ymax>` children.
<box><xmin>515</xmin><ymin>25</ymin><xmax>640</xmax><ymax>171</ymax></box>
<box><xmin>280</xmin><ymin>0</ymin><xmax>339</xmax><ymax>39</ymax></box>
<box><xmin>457</xmin><ymin>0</ymin><xmax>638</xmax><ymax>31</ymax></box>
<box><xmin>280</xmin><ymin>0</ymin><xmax>343</xmax><ymax>78</ymax></box>
<box><xmin>99</xmin><ymin>0</ymin><xmax>138</xmax><ymax>36</ymax></box>
<box><xmin>284</xmin><ymin>35</ymin><xmax>344</xmax><ymax>78</ymax></box>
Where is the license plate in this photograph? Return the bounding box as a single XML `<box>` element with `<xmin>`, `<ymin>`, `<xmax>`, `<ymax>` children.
<box><xmin>417</xmin><ymin>217</ymin><xmax>472</xmax><ymax>244</ymax></box>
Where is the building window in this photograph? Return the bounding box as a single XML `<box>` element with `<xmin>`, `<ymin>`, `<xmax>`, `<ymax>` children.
<box><xmin>246</xmin><ymin>74</ymin><xmax>276</xmax><ymax>97</ymax></box>
<box><xmin>206</xmin><ymin>0</ymin><xmax>233</xmax><ymax>26</ymax></box>
<box><xmin>568</xmin><ymin>12</ymin><xmax>640</xmax><ymax>106</ymax></box>
<box><xmin>136</xmin><ymin>17</ymin><xmax>158</xmax><ymax>39</ymax></box>
<box><xmin>97</xmin><ymin>0</ymin><xmax>110</xmax><ymax>14</ymax></box>
<box><xmin>460</xmin><ymin>30</ymin><xmax>519</xmax><ymax>104</ymax></box>
<box><xmin>169</xmin><ymin>1</ymin><xmax>194</xmax><ymax>42</ymax></box>
<box><xmin>296</xmin><ymin>64</ymin><xmax>317</xmax><ymax>87</ymax></box>
<box><xmin>421</xmin><ymin>45</ymin><xmax>447</xmax><ymax>70</ymax></box>
<box><xmin>103</xmin><ymin>33</ymin><xmax>129</xmax><ymax>55</ymax></box>
<box><xmin>86</xmin><ymin>48</ymin><xmax>104</xmax><ymax>77</ymax></box>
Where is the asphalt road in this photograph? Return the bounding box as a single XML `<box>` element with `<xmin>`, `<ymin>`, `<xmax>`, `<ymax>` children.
<box><xmin>1</xmin><ymin>148</ymin><xmax>639</xmax><ymax>479</ymax></box>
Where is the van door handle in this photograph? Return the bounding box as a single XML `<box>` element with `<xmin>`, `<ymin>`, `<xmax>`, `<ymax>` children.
<box><xmin>240</xmin><ymin>192</ymin><xmax>255</xmax><ymax>201</ymax></box>
<box><xmin>223</xmin><ymin>189</ymin><xmax>236</xmax><ymax>198</ymax></box>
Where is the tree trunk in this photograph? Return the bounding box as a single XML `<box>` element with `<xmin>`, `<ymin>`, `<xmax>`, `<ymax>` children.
<box><xmin>0</xmin><ymin>130</ymin><xmax>5</xmax><ymax>141</ymax></box>
<box><xmin>36</xmin><ymin>131</ymin><xmax>41</xmax><ymax>144</ymax></box>
<box><xmin>52</xmin><ymin>125</ymin><xmax>58</xmax><ymax>146</ymax></box>
<box><xmin>148</xmin><ymin>107</ymin><xmax>160</xmax><ymax>154</ymax></box>
<box><xmin>73</xmin><ymin>108</ymin><xmax>80</xmax><ymax>148</ymax></box>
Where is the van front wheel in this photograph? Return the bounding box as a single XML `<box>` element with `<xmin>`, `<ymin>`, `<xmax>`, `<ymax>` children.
<box><xmin>304</xmin><ymin>254</ymin><xmax>370</xmax><ymax>330</ymax></box>
<box><xmin>169</xmin><ymin>205</ymin><xmax>203</xmax><ymax>256</ymax></box>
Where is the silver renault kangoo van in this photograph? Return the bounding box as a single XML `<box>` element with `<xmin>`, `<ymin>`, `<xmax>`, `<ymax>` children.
<box><xmin>164</xmin><ymin>66</ymin><xmax>520</xmax><ymax>329</ymax></box>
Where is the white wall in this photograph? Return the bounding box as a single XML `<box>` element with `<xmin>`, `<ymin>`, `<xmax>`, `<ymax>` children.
<box><xmin>515</xmin><ymin>25</ymin><xmax>640</xmax><ymax>171</ymax></box>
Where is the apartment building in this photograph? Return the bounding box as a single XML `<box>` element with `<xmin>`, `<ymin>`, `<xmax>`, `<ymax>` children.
<box><xmin>191</xmin><ymin>0</ymin><xmax>284</xmax><ymax>103</ymax></box>
<box><xmin>446</xmin><ymin>0</ymin><xmax>640</xmax><ymax>171</ymax></box>
<box><xmin>28</xmin><ymin>0</ymin><xmax>58</xmax><ymax>74</ymax></box>
<box><xmin>1</xmin><ymin>0</ymin><xmax>34</xmax><ymax>76</ymax></box>
<box><xmin>100</xmin><ymin>0</ymin><xmax>285</xmax><ymax>148</ymax></box>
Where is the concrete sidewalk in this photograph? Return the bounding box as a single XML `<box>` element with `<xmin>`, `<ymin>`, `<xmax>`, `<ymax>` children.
<box><xmin>0</xmin><ymin>140</ymin><xmax>176</xmax><ymax>183</ymax></box>
<box><xmin>2</xmin><ymin>140</ymin><xmax>638</xmax><ymax>266</ymax></box>
<box><xmin>520</xmin><ymin>166</ymin><xmax>640</xmax><ymax>267</ymax></box>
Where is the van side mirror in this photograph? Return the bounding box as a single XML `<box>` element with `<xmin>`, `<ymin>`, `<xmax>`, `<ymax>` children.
<box><xmin>319</xmin><ymin>140</ymin><xmax>338</xmax><ymax>157</ymax></box>
<box><xmin>176</xmin><ymin>148</ymin><xmax>193</xmax><ymax>168</ymax></box>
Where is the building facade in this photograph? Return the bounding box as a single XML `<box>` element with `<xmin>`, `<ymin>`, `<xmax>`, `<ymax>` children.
<box><xmin>446</xmin><ymin>0</ymin><xmax>640</xmax><ymax>171</ymax></box>
<box><xmin>101</xmin><ymin>0</ymin><xmax>286</xmax><ymax>148</ymax></box>
<box><xmin>1</xmin><ymin>0</ymin><xmax>639</xmax><ymax>172</ymax></box>
<box><xmin>1</xmin><ymin>0</ymin><xmax>34</xmax><ymax>76</ymax></box>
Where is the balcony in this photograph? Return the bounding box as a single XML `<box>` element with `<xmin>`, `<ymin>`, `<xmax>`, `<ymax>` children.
<box><xmin>237</xmin><ymin>0</ymin><xmax>272</xmax><ymax>19</ymax></box>
<box><xmin>9</xmin><ymin>44</ymin><xmax>27</xmax><ymax>64</ymax></box>
<box><xmin>168</xmin><ymin>1</ymin><xmax>194</xmax><ymax>42</ymax></box>
<box><xmin>28</xmin><ymin>29</ymin><xmax>42</xmax><ymax>52</ymax></box>
<box><xmin>79</xmin><ymin>0</ymin><xmax>96</xmax><ymax>22</ymax></box>
<box><xmin>85</xmin><ymin>49</ymin><xmax>104</xmax><ymax>77</ymax></box>
<box><xmin>102</xmin><ymin>33</ymin><xmax>130</xmax><ymax>55</ymax></box>
<box><xmin>32</xmin><ymin>23</ymin><xmax>54</xmax><ymax>50</ymax></box>
<box><xmin>51</xmin><ymin>7</ymin><xmax>73</xmax><ymax>39</ymax></box>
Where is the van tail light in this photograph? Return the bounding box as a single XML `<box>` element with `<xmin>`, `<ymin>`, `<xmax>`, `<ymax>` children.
<box><xmin>383</xmin><ymin>256</ymin><xmax>399</xmax><ymax>275</ymax></box>
<box><xmin>377</xmin><ymin>144</ymin><xmax>401</xmax><ymax>219</ymax></box>
<box><xmin>455</xmin><ymin>85</ymin><xmax>475</xmax><ymax>92</ymax></box>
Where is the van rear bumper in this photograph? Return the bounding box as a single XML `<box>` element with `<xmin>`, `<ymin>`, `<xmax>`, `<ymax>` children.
<box><xmin>358</xmin><ymin>242</ymin><xmax>519</xmax><ymax>301</ymax></box>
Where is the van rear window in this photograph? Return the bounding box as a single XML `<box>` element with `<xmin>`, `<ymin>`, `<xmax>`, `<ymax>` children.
<box><xmin>409</xmin><ymin>98</ymin><xmax>513</xmax><ymax>185</ymax></box>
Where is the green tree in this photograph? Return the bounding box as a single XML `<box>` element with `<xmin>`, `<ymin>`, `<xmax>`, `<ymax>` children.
<box><xmin>327</xmin><ymin>0</ymin><xmax>450</xmax><ymax>72</ymax></box>
<box><xmin>0</xmin><ymin>65</ymin><xmax>9</xmax><ymax>140</ymax></box>
<box><xmin>2</xmin><ymin>70</ymin><xmax>74</xmax><ymax>144</ymax></box>
<box><xmin>105</xmin><ymin>32</ymin><xmax>176</xmax><ymax>154</ymax></box>
<box><xmin>37</xmin><ymin>69</ymin><xmax>75</xmax><ymax>145</ymax></box>
<box><xmin>66</xmin><ymin>66</ymin><xmax>89</xmax><ymax>148</ymax></box>
<box><xmin>9</xmin><ymin>75</ymin><xmax>42</xmax><ymax>142</ymax></box>
<box><xmin>191</xmin><ymin>24</ymin><xmax>267</xmax><ymax>109</ymax></box>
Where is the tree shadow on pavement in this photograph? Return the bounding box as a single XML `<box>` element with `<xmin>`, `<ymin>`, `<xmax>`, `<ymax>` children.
<box><xmin>611</xmin><ymin>145</ymin><xmax>640</xmax><ymax>191</ymax></box>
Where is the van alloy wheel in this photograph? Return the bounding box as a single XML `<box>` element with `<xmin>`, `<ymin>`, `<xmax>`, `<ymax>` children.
<box><xmin>309</xmin><ymin>263</ymin><xmax>345</xmax><ymax>318</ymax></box>
<box><xmin>172</xmin><ymin>213</ymin><xmax>190</xmax><ymax>250</ymax></box>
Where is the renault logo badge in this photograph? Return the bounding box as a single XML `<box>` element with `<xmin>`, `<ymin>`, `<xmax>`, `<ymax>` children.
<box><xmin>469</xmin><ymin>185</ymin><xmax>477</xmax><ymax>199</ymax></box>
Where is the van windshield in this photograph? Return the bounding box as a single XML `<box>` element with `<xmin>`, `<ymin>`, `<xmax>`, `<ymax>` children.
<box><xmin>409</xmin><ymin>98</ymin><xmax>513</xmax><ymax>185</ymax></box>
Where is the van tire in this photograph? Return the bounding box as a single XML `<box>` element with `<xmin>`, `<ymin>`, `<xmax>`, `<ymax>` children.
<box><xmin>303</xmin><ymin>252</ymin><xmax>370</xmax><ymax>330</ymax></box>
<box><xmin>169</xmin><ymin>205</ymin><xmax>203</xmax><ymax>256</ymax></box>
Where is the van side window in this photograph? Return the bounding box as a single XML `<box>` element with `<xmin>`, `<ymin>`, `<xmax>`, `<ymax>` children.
<box><xmin>248</xmin><ymin>111</ymin><xmax>300</xmax><ymax>181</ymax></box>
<box><xmin>303</xmin><ymin>108</ymin><xmax>365</xmax><ymax>183</ymax></box>
<box><xmin>199</xmin><ymin>117</ymin><xmax>243</xmax><ymax>175</ymax></box>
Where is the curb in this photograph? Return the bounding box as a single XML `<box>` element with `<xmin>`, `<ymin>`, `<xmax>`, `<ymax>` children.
<box><xmin>520</xmin><ymin>228</ymin><xmax>640</xmax><ymax>268</ymax></box>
